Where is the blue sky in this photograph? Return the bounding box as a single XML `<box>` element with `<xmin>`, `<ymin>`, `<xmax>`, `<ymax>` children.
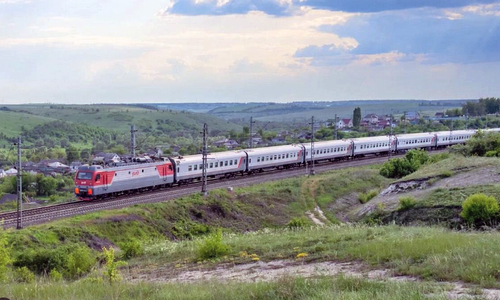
<box><xmin>1</xmin><ymin>0</ymin><xmax>500</xmax><ymax>103</ymax></box>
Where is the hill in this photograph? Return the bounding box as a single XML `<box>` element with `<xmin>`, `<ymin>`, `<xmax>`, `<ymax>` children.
<box><xmin>3</xmin><ymin>104</ymin><xmax>242</xmax><ymax>135</ymax></box>
<box><xmin>3</xmin><ymin>158</ymin><xmax>500</xmax><ymax>299</ymax></box>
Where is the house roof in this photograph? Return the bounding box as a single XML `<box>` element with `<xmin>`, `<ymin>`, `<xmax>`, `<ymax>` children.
<box><xmin>342</xmin><ymin>118</ymin><xmax>351</xmax><ymax>123</ymax></box>
<box><xmin>364</xmin><ymin>114</ymin><xmax>378</xmax><ymax>118</ymax></box>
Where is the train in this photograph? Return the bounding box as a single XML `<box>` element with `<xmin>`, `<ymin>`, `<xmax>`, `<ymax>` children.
<box><xmin>74</xmin><ymin>128</ymin><xmax>493</xmax><ymax>200</ymax></box>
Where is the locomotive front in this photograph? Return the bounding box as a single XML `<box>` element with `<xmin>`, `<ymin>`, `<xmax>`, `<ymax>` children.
<box><xmin>74</xmin><ymin>165</ymin><xmax>101</xmax><ymax>200</ymax></box>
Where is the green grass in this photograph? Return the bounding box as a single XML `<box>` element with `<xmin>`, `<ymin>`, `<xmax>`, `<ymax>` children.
<box><xmin>4</xmin><ymin>104</ymin><xmax>241</xmax><ymax>133</ymax></box>
<box><xmin>140</xmin><ymin>225</ymin><xmax>500</xmax><ymax>288</ymax></box>
<box><xmin>419</xmin><ymin>184</ymin><xmax>500</xmax><ymax>207</ymax></box>
<box><xmin>0</xmin><ymin>275</ymin><xmax>450</xmax><ymax>300</ymax></box>
<box><xmin>402</xmin><ymin>155</ymin><xmax>500</xmax><ymax>181</ymax></box>
<box><xmin>0</xmin><ymin>110</ymin><xmax>56</xmax><ymax>138</ymax></box>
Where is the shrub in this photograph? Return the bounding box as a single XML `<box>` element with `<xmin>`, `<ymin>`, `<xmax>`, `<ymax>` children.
<box><xmin>441</xmin><ymin>171</ymin><xmax>453</xmax><ymax>178</ymax></box>
<box><xmin>0</xmin><ymin>223</ymin><xmax>11</xmax><ymax>282</ymax></box>
<box><xmin>120</xmin><ymin>239</ymin><xmax>144</xmax><ymax>260</ymax></box>
<box><xmin>197</xmin><ymin>229</ymin><xmax>230</xmax><ymax>260</ymax></box>
<box><xmin>380</xmin><ymin>149</ymin><xmax>430</xmax><ymax>178</ymax></box>
<box><xmin>399</xmin><ymin>196</ymin><xmax>417</xmax><ymax>210</ymax></box>
<box><xmin>485</xmin><ymin>150</ymin><xmax>498</xmax><ymax>157</ymax></box>
<box><xmin>287</xmin><ymin>217</ymin><xmax>308</xmax><ymax>229</ymax></box>
<box><xmin>65</xmin><ymin>246</ymin><xmax>95</xmax><ymax>279</ymax></box>
<box><xmin>359</xmin><ymin>190</ymin><xmax>378</xmax><ymax>204</ymax></box>
<box><xmin>49</xmin><ymin>268</ymin><xmax>63</xmax><ymax>282</ymax></box>
<box><xmin>103</xmin><ymin>247</ymin><xmax>127</xmax><ymax>285</ymax></box>
<box><xmin>14</xmin><ymin>266</ymin><xmax>35</xmax><ymax>283</ymax></box>
<box><xmin>461</xmin><ymin>193</ymin><xmax>499</xmax><ymax>225</ymax></box>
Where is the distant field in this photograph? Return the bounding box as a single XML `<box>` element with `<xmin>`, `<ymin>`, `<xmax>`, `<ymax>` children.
<box><xmin>0</xmin><ymin>110</ymin><xmax>56</xmax><ymax>137</ymax></box>
<box><xmin>255</xmin><ymin>102</ymin><xmax>461</xmax><ymax>123</ymax></box>
<box><xmin>4</xmin><ymin>105</ymin><xmax>242</xmax><ymax>133</ymax></box>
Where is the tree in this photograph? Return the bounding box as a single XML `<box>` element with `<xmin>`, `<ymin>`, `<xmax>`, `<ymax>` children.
<box><xmin>66</xmin><ymin>145</ymin><xmax>80</xmax><ymax>164</ymax></box>
<box><xmin>353</xmin><ymin>107</ymin><xmax>361</xmax><ymax>127</ymax></box>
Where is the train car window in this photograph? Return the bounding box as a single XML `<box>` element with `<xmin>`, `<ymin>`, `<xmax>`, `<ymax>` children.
<box><xmin>225</xmin><ymin>161</ymin><xmax>228</xmax><ymax>166</ymax></box>
<box><xmin>129</xmin><ymin>171</ymin><xmax>131</xmax><ymax>174</ymax></box>
<box><xmin>95</xmin><ymin>174</ymin><xmax>101</xmax><ymax>181</ymax></box>
<box><xmin>230</xmin><ymin>160</ymin><xmax>233</xmax><ymax>165</ymax></box>
<box><xmin>200</xmin><ymin>164</ymin><xmax>203</xmax><ymax>169</ymax></box>
<box><xmin>278</xmin><ymin>154</ymin><xmax>281</xmax><ymax>159</ymax></box>
<box><xmin>286</xmin><ymin>154</ymin><xmax>289</xmax><ymax>158</ymax></box>
<box><xmin>169</xmin><ymin>165</ymin><xmax>173</xmax><ymax>171</ymax></box>
<box><xmin>234</xmin><ymin>159</ymin><xmax>238</xmax><ymax>165</ymax></box>
<box><xmin>249</xmin><ymin>159</ymin><xmax>251</xmax><ymax>163</ymax></box>
<box><xmin>215</xmin><ymin>162</ymin><xmax>219</xmax><ymax>168</ymax></box>
<box><xmin>210</xmin><ymin>163</ymin><xmax>213</xmax><ymax>168</ymax></box>
<box><xmin>177</xmin><ymin>167</ymin><xmax>180</xmax><ymax>173</ymax></box>
<box><xmin>194</xmin><ymin>165</ymin><xmax>198</xmax><ymax>171</ymax></box>
<box><xmin>77</xmin><ymin>172</ymin><xmax>93</xmax><ymax>180</ymax></box>
<box><xmin>188</xmin><ymin>166</ymin><xmax>192</xmax><ymax>172</ymax></box>
<box><xmin>142</xmin><ymin>169</ymin><xmax>144</xmax><ymax>173</ymax></box>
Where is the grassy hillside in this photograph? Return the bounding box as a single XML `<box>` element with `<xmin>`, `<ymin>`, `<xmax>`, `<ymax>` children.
<box><xmin>0</xmin><ymin>110</ymin><xmax>56</xmax><ymax>138</ymax></box>
<box><xmin>4</xmin><ymin>104</ymin><xmax>241</xmax><ymax>134</ymax></box>
<box><xmin>3</xmin><ymin>156</ymin><xmax>500</xmax><ymax>298</ymax></box>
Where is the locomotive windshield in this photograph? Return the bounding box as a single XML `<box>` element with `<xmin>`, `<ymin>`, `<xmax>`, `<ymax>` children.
<box><xmin>77</xmin><ymin>172</ymin><xmax>93</xmax><ymax>180</ymax></box>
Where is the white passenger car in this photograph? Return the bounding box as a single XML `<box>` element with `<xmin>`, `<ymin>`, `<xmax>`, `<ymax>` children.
<box><xmin>434</xmin><ymin>130</ymin><xmax>476</xmax><ymax>147</ymax></box>
<box><xmin>395</xmin><ymin>132</ymin><xmax>437</xmax><ymax>151</ymax></box>
<box><xmin>351</xmin><ymin>136</ymin><xmax>394</xmax><ymax>156</ymax></box>
<box><xmin>302</xmin><ymin>140</ymin><xmax>352</xmax><ymax>163</ymax></box>
<box><xmin>246</xmin><ymin>145</ymin><xmax>304</xmax><ymax>171</ymax></box>
<box><xmin>174</xmin><ymin>151</ymin><xmax>247</xmax><ymax>183</ymax></box>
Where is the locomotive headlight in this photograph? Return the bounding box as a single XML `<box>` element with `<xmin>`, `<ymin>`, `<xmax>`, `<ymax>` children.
<box><xmin>75</xmin><ymin>188</ymin><xmax>80</xmax><ymax>194</ymax></box>
<box><xmin>88</xmin><ymin>188</ymin><xmax>93</xmax><ymax>195</ymax></box>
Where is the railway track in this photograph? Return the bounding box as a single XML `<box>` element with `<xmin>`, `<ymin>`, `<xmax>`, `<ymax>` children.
<box><xmin>0</xmin><ymin>151</ymin><xmax>443</xmax><ymax>229</ymax></box>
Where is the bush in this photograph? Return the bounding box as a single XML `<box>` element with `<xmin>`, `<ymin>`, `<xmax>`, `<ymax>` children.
<box><xmin>461</xmin><ymin>193</ymin><xmax>499</xmax><ymax>225</ymax></box>
<box><xmin>0</xmin><ymin>224</ymin><xmax>11</xmax><ymax>282</ymax></box>
<box><xmin>485</xmin><ymin>150</ymin><xmax>498</xmax><ymax>157</ymax></box>
<box><xmin>380</xmin><ymin>149</ymin><xmax>429</xmax><ymax>178</ymax></box>
<box><xmin>14</xmin><ymin>266</ymin><xmax>35</xmax><ymax>283</ymax></box>
<box><xmin>49</xmin><ymin>268</ymin><xmax>63</xmax><ymax>282</ymax></box>
<box><xmin>65</xmin><ymin>246</ymin><xmax>96</xmax><ymax>279</ymax></box>
<box><xmin>120</xmin><ymin>239</ymin><xmax>144</xmax><ymax>260</ymax></box>
<box><xmin>399</xmin><ymin>196</ymin><xmax>417</xmax><ymax>210</ymax></box>
<box><xmin>197</xmin><ymin>229</ymin><xmax>230</xmax><ymax>260</ymax></box>
<box><xmin>103</xmin><ymin>247</ymin><xmax>126</xmax><ymax>285</ymax></box>
<box><xmin>359</xmin><ymin>190</ymin><xmax>378</xmax><ymax>204</ymax></box>
<box><xmin>287</xmin><ymin>217</ymin><xmax>308</xmax><ymax>229</ymax></box>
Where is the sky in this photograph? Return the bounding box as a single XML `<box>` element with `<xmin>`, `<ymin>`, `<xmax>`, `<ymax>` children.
<box><xmin>1</xmin><ymin>0</ymin><xmax>500</xmax><ymax>104</ymax></box>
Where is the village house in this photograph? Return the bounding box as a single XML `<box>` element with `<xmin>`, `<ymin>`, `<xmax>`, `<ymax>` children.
<box><xmin>405</xmin><ymin>111</ymin><xmax>420</xmax><ymax>120</ymax></box>
<box><xmin>362</xmin><ymin>114</ymin><xmax>379</xmax><ymax>124</ymax></box>
<box><xmin>212</xmin><ymin>139</ymin><xmax>240</xmax><ymax>150</ymax></box>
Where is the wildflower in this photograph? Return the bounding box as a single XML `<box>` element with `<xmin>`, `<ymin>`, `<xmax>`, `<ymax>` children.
<box><xmin>296</xmin><ymin>252</ymin><xmax>308</xmax><ymax>259</ymax></box>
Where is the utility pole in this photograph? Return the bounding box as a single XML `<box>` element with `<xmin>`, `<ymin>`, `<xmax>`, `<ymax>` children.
<box><xmin>334</xmin><ymin>114</ymin><xmax>338</xmax><ymax>140</ymax></box>
<box><xmin>14</xmin><ymin>136</ymin><xmax>22</xmax><ymax>229</ymax></box>
<box><xmin>130</xmin><ymin>124</ymin><xmax>137</xmax><ymax>158</ymax></box>
<box><xmin>309</xmin><ymin>116</ymin><xmax>315</xmax><ymax>175</ymax></box>
<box><xmin>249</xmin><ymin>116</ymin><xmax>255</xmax><ymax>148</ymax></box>
<box><xmin>201</xmin><ymin>123</ymin><xmax>208</xmax><ymax>196</ymax></box>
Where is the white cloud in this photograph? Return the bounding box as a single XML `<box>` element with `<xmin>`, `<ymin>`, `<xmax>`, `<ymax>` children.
<box><xmin>463</xmin><ymin>3</ymin><xmax>500</xmax><ymax>16</ymax></box>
